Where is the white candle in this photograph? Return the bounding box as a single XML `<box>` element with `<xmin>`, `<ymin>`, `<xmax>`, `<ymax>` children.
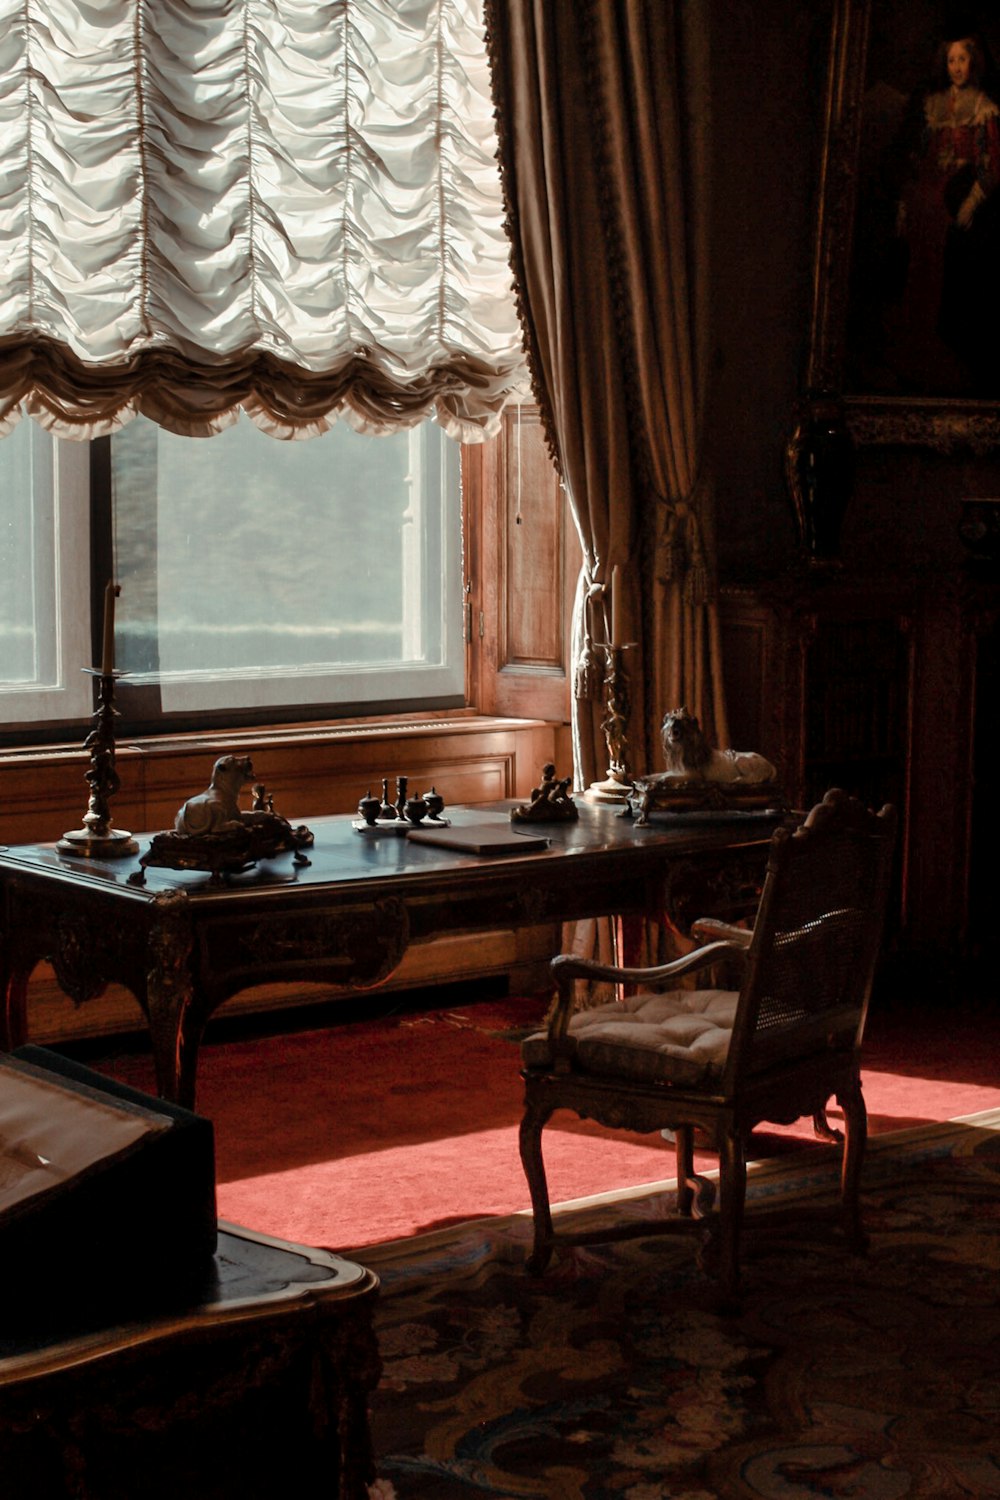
<box><xmin>610</xmin><ymin>565</ymin><xmax>622</xmax><ymax>647</ymax></box>
<box><xmin>101</xmin><ymin>582</ymin><xmax>119</xmax><ymax>676</ymax></box>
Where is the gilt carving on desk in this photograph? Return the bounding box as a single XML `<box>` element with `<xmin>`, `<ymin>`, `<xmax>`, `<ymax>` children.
<box><xmin>631</xmin><ymin>708</ymin><xmax>785</xmax><ymax>825</ymax></box>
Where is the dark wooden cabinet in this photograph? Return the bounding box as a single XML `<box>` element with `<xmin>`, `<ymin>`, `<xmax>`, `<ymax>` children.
<box><xmin>720</xmin><ymin>571</ymin><xmax>999</xmax><ymax>993</ymax></box>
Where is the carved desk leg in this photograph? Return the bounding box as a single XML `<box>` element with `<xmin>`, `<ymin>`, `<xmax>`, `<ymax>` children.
<box><xmin>0</xmin><ymin>974</ymin><xmax>29</xmax><ymax>1053</ymax></box>
<box><xmin>0</xmin><ymin>931</ymin><xmax>30</xmax><ymax>1052</ymax></box>
<box><xmin>145</xmin><ymin>889</ymin><xmax>198</xmax><ymax>1107</ymax></box>
<box><xmin>311</xmin><ymin>1300</ymin><xmax>383</xmax><ymax>1500</ymax></box>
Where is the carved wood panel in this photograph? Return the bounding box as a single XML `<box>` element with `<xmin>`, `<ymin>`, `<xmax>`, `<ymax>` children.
<box><xmin>719</xmin><ymin>573</ymin><xmax>1000</xmax><ymax>976</ymax></box>
<box><xmin>473</xmin><ymin>405</ymin><xmax>579</xmax><ymax>722</ymax></box>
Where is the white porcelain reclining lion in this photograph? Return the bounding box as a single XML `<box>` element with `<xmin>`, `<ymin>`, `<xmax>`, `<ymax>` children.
<box><xmin>660</xmin><ymin>707</ymin><xmax>776</xmax><ymax>785</ymax></box>
<box><xmin>631</xmin><ymin>707</ymin><xmax>782</xmax><ymax>824</ymax></box>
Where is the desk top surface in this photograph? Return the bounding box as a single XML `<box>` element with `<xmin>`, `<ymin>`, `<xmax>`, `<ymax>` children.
<box><xmin>0</xmin><ymin>801</ymin><xmax>785</xmax><ymax>904</ymax></box>
<box><xmin>0</xmin><ymin>1223</ymin><xmax>373</xmax><ymax>1375</ymax></box>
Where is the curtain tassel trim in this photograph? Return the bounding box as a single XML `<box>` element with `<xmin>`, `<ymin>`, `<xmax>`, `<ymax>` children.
<box><xmin>656</xmin><ymin>500</ymin><xmax>710</xmax><ymax>606</ymax></box>
<box><xmin>574</xmin><ymin>643</ymin><xmax>604</xmax><ymax>703</ymax></box>
<box><xmin>574</xmin><ymin>581</ymin><xmax>606</xmax><ymax>701</ymax></box>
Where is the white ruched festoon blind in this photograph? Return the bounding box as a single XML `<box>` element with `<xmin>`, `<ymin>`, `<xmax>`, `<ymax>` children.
<box><xmin>0</xmin><ymin>0</ymin><xmax>526</xmax><ymax>441</ymax></box>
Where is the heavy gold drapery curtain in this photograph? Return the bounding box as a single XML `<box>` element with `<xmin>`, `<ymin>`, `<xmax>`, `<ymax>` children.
<box><xmin>0</xmin><ymin>0</ymin><xmax>526</xmax><ymax>442</ymax></box>
<box><xmin>486</xmin><ymin>0</ymin><xmax>728</xmax><ymax>790</ymax></box>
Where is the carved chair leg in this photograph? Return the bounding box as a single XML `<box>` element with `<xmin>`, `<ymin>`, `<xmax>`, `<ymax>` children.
<box><xmin>813</xmin><ymin>1104</ymin><xmax>844</xmax><ymax>1144</ymax></box>
<box><xmin>717</xmin><ymin>1130</ymin><xmax>747</xmax><ymax>1299</ymax></box>
<box><xmin>838</xmin><ymin>1078</ymin><xmax>869</xmax><ymax>1252</ymax></box>
<box><xmin>676</xmin><ymin>1125</ymin><xmax>716</xmax><ymax>1219</ymax></box>
<box><xmin>519</xmin><ymin>1092</ymin><xmax>557</xmax><ymax>1275</ymax></box>
<box><xmin>675</xmin><ymin>1125</ymin><xmax>695</xmax><ymax>1215</ymax></box>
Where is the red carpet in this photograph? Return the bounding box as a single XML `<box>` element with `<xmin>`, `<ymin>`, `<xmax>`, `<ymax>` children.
<box><xmin>91</xmin><ymin>994</ymin><xmax>1000</xmax><ymax>1254</ymax></box>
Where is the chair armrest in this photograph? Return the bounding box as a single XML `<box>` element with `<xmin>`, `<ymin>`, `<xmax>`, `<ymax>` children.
<box><xmin>690</xmin><ymin>917</ymin><xmax>753</xmax><ymax>949</ymax></box>
<box><xmin>545</xmin><ymin>941</ymin><xmax>747</xmax><ymax>1058</ymax></box>
<box><xmin>550</xmin><ymin>940</ymin><xmax>747</xmax><ymax>990</ymax></box>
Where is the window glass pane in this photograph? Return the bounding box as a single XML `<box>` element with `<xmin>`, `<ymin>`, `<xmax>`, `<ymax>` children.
<box><xmin>0</xmin><ymin>422</ymin><xmax>48</xmax><ymax>684</ymax></box>
<box><xmin>110</xmin><ymin>415</ymin><xmax>463</xmax><ymax>714</ymax></box>
<box><xmin>0</xmin><ymin>426</ymin><xmax>90</xmax><ymax>727</ymax></box>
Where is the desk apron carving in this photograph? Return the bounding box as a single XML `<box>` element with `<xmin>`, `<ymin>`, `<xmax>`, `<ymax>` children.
<box><xmin>237</xmin><ymin>898</ymin><xmax>410</xmax><ymax>989</ymax></box>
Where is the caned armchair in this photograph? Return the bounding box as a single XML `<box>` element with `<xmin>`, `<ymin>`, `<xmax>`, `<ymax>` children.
<box><xmin>519</xmin><ymin>788</ymin><xmax>897</xmax><ymax>1296</ymax></box>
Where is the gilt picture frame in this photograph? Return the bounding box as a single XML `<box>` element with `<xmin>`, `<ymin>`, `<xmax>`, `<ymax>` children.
<box><xmin>808</xmin><ymin>0</ymin><xmax>1000</xmax><ymax>450</ymax></box>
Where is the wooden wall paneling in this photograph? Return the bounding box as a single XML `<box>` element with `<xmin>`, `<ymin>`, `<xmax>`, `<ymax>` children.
<box><xmin>967</xmin><ymin>591</ymin><xmax>1000</xmax><ymax>971</ymax></box>
<box><xmin>905</xmin><ymin>579</ymin><xmax>987</xmax><ymax>967</ymax></box>
<box><xmin>800</xmin><ymin>606</ymin><xmax>914</xmax><ymax>818</ymax></box>
<box><xmin>733</xmin><ymin>575</ymin><xmax>1000</xmax><ymax>976</ymax></box>
<box><xmin>0</xmin><ymin>716</ymin><xmax>557</xmax><ymax>846</ymax></box>
<box><xmin>718</xmin><ymin>589</ymin><xmax>773</xmax><ymax>760</ymax></box>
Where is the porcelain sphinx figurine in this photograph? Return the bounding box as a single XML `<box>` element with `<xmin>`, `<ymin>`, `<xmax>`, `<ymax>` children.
<box><xmin>175</xmin><ymin>754</ymin><xmax>255</xmax><ymax>836</ymax></box>
<box><xmin>131</xmin><ymin>754</ymin><xmax>313</xmax><ymax>886</ymax></box>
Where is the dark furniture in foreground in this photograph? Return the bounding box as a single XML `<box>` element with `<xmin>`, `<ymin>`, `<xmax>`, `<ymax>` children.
<box><xmin>0</xmin><ymin>801</ymin><xmax>782</xmax><ymax>1107</ymax></box>
<box><xmin>519</xmin><ymin>789</ymin><xmax>897</xmax><ymax>1296</ymax></box>
<box><xmin>0</xmin><ymin>1224</ymin><xmax>380</xmax><ymax>1500</ymax></box>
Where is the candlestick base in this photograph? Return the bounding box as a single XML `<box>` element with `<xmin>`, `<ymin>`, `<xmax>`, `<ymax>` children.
<box><xmin>57</xmin><ymin>827</ymin><xmax>139</xmax><ymax>859</ymax></box>
<box><xmin>583</xmin><ymin>775</ymin><xmax>633</xmax><ymax>805</ymax></box>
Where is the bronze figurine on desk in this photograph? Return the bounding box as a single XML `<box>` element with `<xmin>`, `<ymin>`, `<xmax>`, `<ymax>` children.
<box><xmin>130</xmin><ymin>755</ymin><xmax>314</xmax><ymax>884</ymax></box>
<box><xmin>511</xmin><ymin>763</ymin><xmax>579</xmax><ymax>823</ymax></box>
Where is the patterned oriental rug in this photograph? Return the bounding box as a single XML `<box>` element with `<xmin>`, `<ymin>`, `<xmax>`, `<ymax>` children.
<box><xmin>362</xmin><ymin>1111</ymin><xmax>1000</xmax><ymax>1500</ymax></box>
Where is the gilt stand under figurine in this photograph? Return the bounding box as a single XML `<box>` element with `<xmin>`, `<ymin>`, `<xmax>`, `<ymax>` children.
<box><xmin>585</xmin><ymin>644</ymin><xmax>634</xmax><ymax>805</ymax></box>
<box><xmin>57</xmin><ymin>670</ymin><xmax>138</xmax><ymax>859</ymax></box>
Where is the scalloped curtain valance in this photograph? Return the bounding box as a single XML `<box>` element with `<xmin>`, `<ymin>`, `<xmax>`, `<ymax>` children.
<box><xmin>0</xmin><ymin>0</ymin><xmax>527</xmax><ymax>441</ymax></box>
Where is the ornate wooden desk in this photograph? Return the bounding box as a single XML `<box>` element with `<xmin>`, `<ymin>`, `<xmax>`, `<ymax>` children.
<box><xmin>0</xmin><ymin>801</ymin><xmax>779</xmax><ymax>1108</ymax></box>
<box><xmin>0</xmin><ymin>1223</ymin><xmax>380</xmax><ymax>1500</ymax></box>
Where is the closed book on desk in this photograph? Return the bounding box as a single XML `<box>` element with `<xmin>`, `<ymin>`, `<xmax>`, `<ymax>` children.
<box><xmin>407</xmin><ymin>823</ymin><xmax>550</xmax><ymax>854</ymax></box>
<box><xmin>0</xmin><ymin>1047</ymin><xmax>216</xmax><ymax>1334</ymax></box>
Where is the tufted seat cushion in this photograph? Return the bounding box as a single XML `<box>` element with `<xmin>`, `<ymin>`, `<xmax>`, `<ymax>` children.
<box><xmin>521</xmin><ymin>989</ymin><xmax>739</xmax><ymax>1087</ymax></box>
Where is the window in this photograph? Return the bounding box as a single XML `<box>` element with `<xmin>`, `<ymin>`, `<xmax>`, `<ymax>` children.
<box><xmin>0</xmin><ymin>0</ymin><xmax>538</xmax><ymax>747</ymax></box>
<box><xmin>0</xmin><ymin>423</ymin><xmax>91</xmax><ymax>732</ymax></box>
<box><xmin>0</xmin><ymin>417</ymin><xmax>467</xmax><ymax>739</ymax></box>
<box><xmin>0</xmin><ymin>404</ymin><xmax>576</xmax><ymax>746</ymax></box>
<box><xmin>108</xmin><ymin>415</ymin><xmax>465</xmax><ymax>729</ymax></box>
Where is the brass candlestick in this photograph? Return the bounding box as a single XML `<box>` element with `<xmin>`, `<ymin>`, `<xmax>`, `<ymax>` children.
<box><xmin>585</xmin><ymin>643</ymin><xmax>634</xmax><ymax>805</ymax></box>
<box><xmin>57</xmin><ymin>670</ymin><xmax>138</xmax><ymax>858</ymax></box>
